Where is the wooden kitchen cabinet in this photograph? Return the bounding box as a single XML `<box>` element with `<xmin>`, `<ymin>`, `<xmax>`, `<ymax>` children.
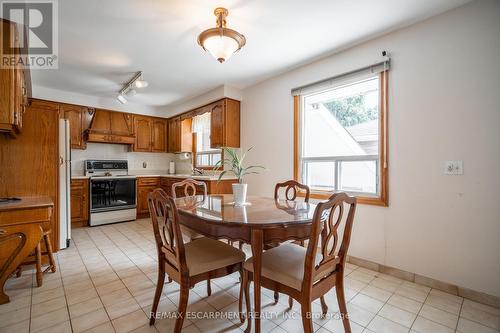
<box><xmin>152</xmin><ymin>119</ymin><xmax>167</xmax><ymax>152</ymax></box>
<box><xmin>61</xmin><ymin>104</ymin><xmax>92</xmax><ymax>149</ymax></box>
<box><xmin>136</xmin><ymin>177</ymin><xmax>160</xmax><ymax>216</ymax></box>
<box><xmin>210</xmin><ymin>98</ymin><xmax>240</xmax><ymax>148</ymax></box>
<box><xmin>137</xmin><ymin>176</ymin><xmax>236</xmax><ymax>217</ymax></box>
<box><xmin>87</xmin><ymin>109</ymin><xmax>135</xmax><ymax>144</ymax></box>
<box><xmin>167</xmin><ymin>117</ymin><xmax>192</xmax><ymax>153</ymax></box>
<box><xmin>132</xmin><ymin>116</ymin><xmax>167</xmax><ymax>152</ymax></box>
<box><xmin>0</xmin><ymin>19</ymin><xmax>31</xmax><ymax>137</ymax></box>
<box><xmin>133</xmin><ymin>115</ymin><xmax>152</xmax><ymax>152</ymax></box>
<box><xmin>70</xmin><ymin>179</ymin><xmax>89</xmax><ymax>227</ymax></box>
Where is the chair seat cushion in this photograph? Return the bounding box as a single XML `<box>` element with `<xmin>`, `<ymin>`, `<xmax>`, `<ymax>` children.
<box><xmin>185</xmin><ymin>238</ymin><xmax>246</xmax><ymax>276</ymax></box>
<box><xmin>243</xmin><ymin>243</ymin><xmax>335</xmax><ymax>291</ymax></box>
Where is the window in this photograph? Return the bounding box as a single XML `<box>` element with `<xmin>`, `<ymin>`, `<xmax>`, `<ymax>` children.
<box><xmin>294</xmin><ymin>70</ymin><xmax>388</xmax><ymax>206</ymax></box>
<box><xmin>192</xmin><ymin>113</ymin><xmax>222</xmax><ymax>169</ymax></box>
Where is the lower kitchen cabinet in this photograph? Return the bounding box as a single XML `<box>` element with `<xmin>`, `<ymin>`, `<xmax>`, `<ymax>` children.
<box><xmin>137</xmin><ymin>177</ymin><xmax>160</xmax><ymax>217</ymax></box>
<box><xmin>137</xmin><ymin>176</ymin><xmax>237</xmax><ymax>217</ymax></box>
<box><xmin>70</xmin><ymin>179</ymin><xmax>89</xmax><ymax>228</ymax></box>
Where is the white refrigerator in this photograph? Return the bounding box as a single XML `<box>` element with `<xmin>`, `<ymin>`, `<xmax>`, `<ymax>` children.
<box><xmin>59</xmin><ymin>119</ymin><xmax>71</xmax><ymax>249</ymax></box>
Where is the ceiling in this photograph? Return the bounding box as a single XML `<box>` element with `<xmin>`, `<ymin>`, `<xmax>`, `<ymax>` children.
<box><xmin>31</xmin><ymin>0</ymin><xmax>471</xmax><ymax>107</ymax></box>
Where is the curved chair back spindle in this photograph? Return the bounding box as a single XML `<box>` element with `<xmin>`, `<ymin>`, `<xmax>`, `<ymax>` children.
<box><xmin>274</xmin><ymin>180</ymin><xmax>310</xmax><ymax>202</ymax></box>
<box><xmin>172</xmin><ymin>179</ymin><xmax>208</xmax><ymax>199</ymax></box>
<box><xmin>302</xmin><ymin>193</ymin><xmax>357</xmax><ymax>290</ymax></box>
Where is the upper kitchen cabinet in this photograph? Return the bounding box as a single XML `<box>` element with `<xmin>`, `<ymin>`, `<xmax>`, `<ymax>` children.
<box><xmin>86</xmin><ymin>109</ymin><xmax>135</xmax><ymax>144</ymax></box>
<box><xmin>210</xmin><ymin>98</ymin><xmax>240</xmax><ymax>148</ymax></box>
<box><xmin>0</xmin><ymin>19</ymin><xmax>31</xmax><ymax>137</ymax></box>
<box><xmin>152</xmin><ymin>118</ymin><xmax>167</xmax><ymax>152</ymax></box>
<box><xmin>133</xmin><ymin>115</ymin><xmax>152</xmax><ymax>152</ymax></box>
<box><xmin>167</xmin><ymin>116</ymin><xmax>192</xmax><ymax>153</ymax></box>
<box><xmin>60</xmin><ymin>104</ymin><xmax>92</xmax><ymax>149</ymax></box>
<box><xmin>131</xmin><ymin>116</ymin><xmax>167</xmax><ymax>152</ymax></box>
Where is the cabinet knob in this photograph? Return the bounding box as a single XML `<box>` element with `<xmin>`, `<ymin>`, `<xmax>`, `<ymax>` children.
<box><xmin>0</xmin><ymin>229</ymin><xmax>5</xmax><ymax>236</ymax></box>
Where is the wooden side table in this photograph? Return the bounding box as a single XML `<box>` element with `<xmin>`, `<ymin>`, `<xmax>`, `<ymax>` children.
<box><xmin>0</xmin><ymin>197</ymin><xmax>53</xmax><ymax>304</ymax></box>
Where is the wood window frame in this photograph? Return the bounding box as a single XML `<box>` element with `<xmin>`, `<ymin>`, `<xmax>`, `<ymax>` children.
<box><xmin>294</xmin><ymin>71</ymin><xmax>389</xmax><ymax>206</ymax></box>
<box><xmin>192</xmin><ymin>132</ymin><xmax>224</xmax><ymax>170</ymax></box>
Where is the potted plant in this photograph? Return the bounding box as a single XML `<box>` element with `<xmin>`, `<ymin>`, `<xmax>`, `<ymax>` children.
<box><xmin>215</xmin><ymin>147</ymin><xmax>265</xmax><ymax>206</ymax></box>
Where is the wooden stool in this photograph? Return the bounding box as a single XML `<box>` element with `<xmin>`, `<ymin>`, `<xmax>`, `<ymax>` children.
<box><xmin>16</xmin><ymin>227</ymin><xmax>56</xmax><ymax>286</ymax></box>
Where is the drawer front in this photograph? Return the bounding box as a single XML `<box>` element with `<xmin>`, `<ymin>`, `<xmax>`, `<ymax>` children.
<box><xmin>71</xmin><ymin>179</ymin><xmax>88</xmax><ymax>189</ymax></box>
<box><xmin>137</xmin><ymin>177</ymin><xmax>160</xmax><ymax>187</ymax></box>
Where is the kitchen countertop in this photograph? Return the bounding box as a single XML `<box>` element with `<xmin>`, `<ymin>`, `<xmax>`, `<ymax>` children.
<box><xmin>131</xmin><ymin>173</ymin><xmax>237</xmax><ymax>181</ymax></box>
<box><xmin>71</xmin><ymin>173</ymin><xmax>236</xmax><ymax>181</ymax></box>
<box><xmin>71</xmin><ymin>175</ymin><xmax>90</xmax><ymax>179</ymax></box>
<box><xmin>0</xmin><ymin>196</ymin><xmax>54</xmax><ymax>212</ymax></box>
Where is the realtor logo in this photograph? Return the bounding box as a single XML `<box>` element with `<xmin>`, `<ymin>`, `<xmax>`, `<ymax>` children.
<box><xmin>1</xmin><ymin>0</ymin><xmax>58</xmax><ymax>69</ymax></box>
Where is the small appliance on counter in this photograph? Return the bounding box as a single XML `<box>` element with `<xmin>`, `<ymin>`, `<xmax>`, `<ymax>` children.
<box><xmin>85</xmin><ymin>160</ymin><xmax>137</xmax><ymax>226</ymax></box>
<box><xmin>169</xmin><ymin>161</ymin><xmax>176</xmax><ymax>174</ymax></box>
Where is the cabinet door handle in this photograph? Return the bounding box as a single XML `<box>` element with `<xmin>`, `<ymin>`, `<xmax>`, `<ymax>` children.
<box><xmin>0</xmin><ymin>229</ymin><xmax>6</xmax><ymax>236</ymax></box>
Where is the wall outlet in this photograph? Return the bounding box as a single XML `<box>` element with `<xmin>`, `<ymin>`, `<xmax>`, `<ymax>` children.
<box><xmin>444</xmin><ymin>161</ymin><xmax>463</xmax><ymax>175</ymax></box>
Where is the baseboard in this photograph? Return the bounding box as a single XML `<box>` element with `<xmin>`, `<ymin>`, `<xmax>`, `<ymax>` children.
<box><xmin>347</xmin><ymin>255</ymin><xmax>500</xmax><ymax>309</ymax></box>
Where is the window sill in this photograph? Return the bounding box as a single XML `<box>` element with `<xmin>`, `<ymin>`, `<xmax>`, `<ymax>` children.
<box><xmin>298</xmin><ymin>191</ymin><xmax>388</xmax><ymax>207</ymax></box>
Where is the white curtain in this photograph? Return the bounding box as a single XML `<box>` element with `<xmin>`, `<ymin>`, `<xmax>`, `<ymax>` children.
<box><xmin>192</xmin><ymin>112</ymin><xmax>212</xmax><ymax>152</ymax></box>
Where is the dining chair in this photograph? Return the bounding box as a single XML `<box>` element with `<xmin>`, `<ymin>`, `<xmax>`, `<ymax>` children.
<box><xmin>274</xmin><ymin>180</ymin><xmax>310</xmax><ymax>247</ymax></box>
<box><xmin>242</xmin><ymin>192</ymin><xmax>357</xmax><ymax>333</ymax></box>
<box><xmin>171</xmin><ymin>179</ymin><xmax>213</xmax><ymax>295</ymax></box>
<box><xmin>271</xmin><ymin>180</ymin><xmax>311</xmax><ymax>303</ymax></box>
<box><xmin>171</xmin><ymin>179</ymin><xmax>208</xmax><ymax>241</ymax></box>
<box><xmin>148</xmin><ymin>189</ymin><xmax>246</xmax><ymax>332</ymax></box>
<box><xmin>274</xmin><ymin>179</ymin><xmax>311</xmax><ymax>203</ymax></box>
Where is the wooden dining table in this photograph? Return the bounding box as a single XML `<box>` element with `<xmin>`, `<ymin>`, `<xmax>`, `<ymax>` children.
<box><xmin>175</xmin><ymin>194</ymin><xmax>316</xmax><ymax>333</ymax></box>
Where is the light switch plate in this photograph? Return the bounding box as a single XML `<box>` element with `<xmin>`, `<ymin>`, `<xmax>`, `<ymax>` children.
<box><xmin>444</xmin><ymin>161</ymin><xmax>463</xmax><ymax>175</ymax></box>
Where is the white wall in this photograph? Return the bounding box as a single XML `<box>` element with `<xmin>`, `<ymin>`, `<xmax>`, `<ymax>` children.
<box><xmin>240</xmin><ymin>0</ymin><xmax>500</xmax><ymax>297</ymax></box>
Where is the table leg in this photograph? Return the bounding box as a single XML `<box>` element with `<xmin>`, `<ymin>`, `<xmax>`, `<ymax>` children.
<box><xmin>250</xmin><ymin>229</ymin><xmax>263</xmax><ymax>333</ymax></box>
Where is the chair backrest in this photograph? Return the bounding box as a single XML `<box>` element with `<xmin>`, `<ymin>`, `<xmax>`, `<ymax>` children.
<box><xmin>171</xmin><ymin>179</ymin><xmax>208</xmax><ymax>199</ymax></box>
<box><xmin>148</xmin><ymin>189</ymin><xmax>187</xmax><ymax>277</ymax></box>
<box><xmin>302</xmin><ymin>192</ymin><xmax>357</xmax><ymax>291</ymax></box>
<box><xmin>274</xmin><ymin>180</ymin><xmax>310</xmax><ymax>202</ymax></box>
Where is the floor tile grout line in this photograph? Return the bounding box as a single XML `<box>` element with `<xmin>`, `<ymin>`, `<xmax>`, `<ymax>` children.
<box><xmin>408</xmin><ymin>286</ymin><xmax>431</xmax><ymax>332</ymax></box>
<box><xmin>362</xmin><ymin>274</ymin><xmax>399</xmax><ymax>331</ymax></box>
<box><xmin>82</xmin><ymin>224</ymin><xmax>160</xmax><ymax>332</ymax></box>
<box><xmin>454</xmin><ymin>297</ymin><xmax>464</xmax><ymax>333</ymax></box>
<box><xmin>71</xmin><ymin>229</ymin><xmax>117</xmax><ymax>332</ymax></box>
<box><xmin>55</xmin><ymin>253</ymin><xmax>76</xmax><ymax>333</ymax></box>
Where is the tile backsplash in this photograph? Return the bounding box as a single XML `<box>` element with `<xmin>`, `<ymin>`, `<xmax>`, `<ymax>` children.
<box><xmin>71</xmin><ymin>143</ymin><xmax>192</xmax><ymax>175</ymax></box>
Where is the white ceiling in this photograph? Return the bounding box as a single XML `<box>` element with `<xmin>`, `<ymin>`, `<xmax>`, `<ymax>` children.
<box><xmin>31</xmin><ymin>0</ymin><xmax>471</xmax><ymax>107</ymax></box>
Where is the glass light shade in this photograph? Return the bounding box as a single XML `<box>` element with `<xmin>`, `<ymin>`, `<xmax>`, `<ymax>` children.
<box><xmin>202</xmin><ymin>35</ymin><xmax>239</xmax><ymax>63</ymax></box>
<box><xmin>134</xmin><ymin>80</ymin><xmax>148</xmax><ymax>88</ymax></box>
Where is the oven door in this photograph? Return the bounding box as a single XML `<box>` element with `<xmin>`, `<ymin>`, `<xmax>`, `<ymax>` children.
<box><xmin>90</xmin><ymin>177</ymin><xmax>136</xmax><ymax>212</ymax></box>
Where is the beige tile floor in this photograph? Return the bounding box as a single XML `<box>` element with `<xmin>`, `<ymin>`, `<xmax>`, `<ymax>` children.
<box><xmin>1</xmin><ymin>218</ymin><xmax>499</xmax><ymax>333</ymax></box>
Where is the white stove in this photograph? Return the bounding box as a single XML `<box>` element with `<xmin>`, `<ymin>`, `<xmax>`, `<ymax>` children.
<box><xmin>85</xmin><ymin>160</ymin><xmax>137</xmax><ymax>226</ymax></box>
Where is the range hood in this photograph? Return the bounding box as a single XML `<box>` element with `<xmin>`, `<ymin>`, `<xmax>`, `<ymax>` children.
<box><xmin>86</xmin><ymin>109</ymin><xmax>135</xmax><ymax>145</ymax></box>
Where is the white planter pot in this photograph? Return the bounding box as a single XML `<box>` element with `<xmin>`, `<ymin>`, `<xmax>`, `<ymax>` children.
<box><xmin>232</xmin><ymin>183</ymin><xmax>248</xmax><ymax>206</ymax></box>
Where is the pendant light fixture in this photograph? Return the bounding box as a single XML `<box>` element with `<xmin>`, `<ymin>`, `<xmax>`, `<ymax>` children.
<box><xmin>198</xmin><ymin>7</ymin><xmax>246</xmax><ymax>63</ymax></box>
